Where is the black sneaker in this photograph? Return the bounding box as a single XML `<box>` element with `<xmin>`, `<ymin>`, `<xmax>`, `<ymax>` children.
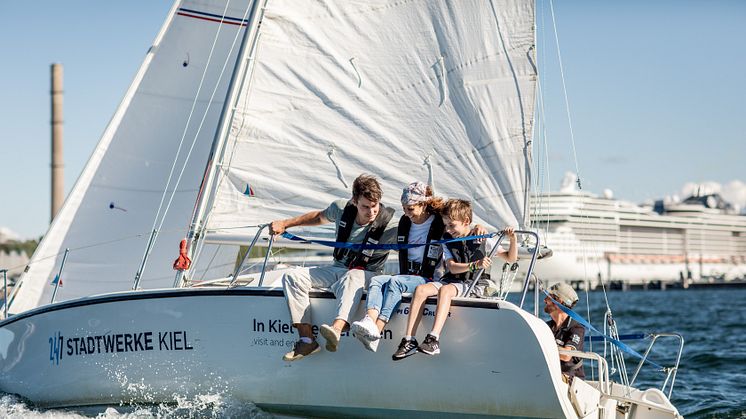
<box><xmin>391</xmin><ymin>338</ymin><xmax>419</xmax><ymax>361</ymax></box>
<box><xmin>418</xmin><ymin>334</ymin><xmax>440</xmax><ymax>355</ymax></box>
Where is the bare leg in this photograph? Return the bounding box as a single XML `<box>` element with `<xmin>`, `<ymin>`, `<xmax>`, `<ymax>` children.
<box><xmin>331</xmin><ymin>318</ymin><xmax>347</xmax><ymax>332</ymax></box>
<box><xmin>405</xmin><ymin>283</ymin><xmax>438</xmax><ymax>337</ymax></box>
<box><xmin>366</xmin><ymin>308</ymin><xmax>380</xmax><ymax>322</ymax></box>
<box><xmin>431</xmin><ymin>284</ymin><xmax>458</xmax><ymax>336</ymax></box>
<box><xmin>294</xmin><ymin>323</ymin><xmax>314</xmax><ymax>339</ymax></box>
<box><xmin>375</xmin><ymin>318</ymin><xmax>387</xmax><ymax>332</ymax></box>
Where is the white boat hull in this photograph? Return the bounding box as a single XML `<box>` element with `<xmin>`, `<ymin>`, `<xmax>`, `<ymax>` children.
<box><xmin>0</xmin><ymin>287</ymin><xmax>577</xmax><ymax>418</ymax></box>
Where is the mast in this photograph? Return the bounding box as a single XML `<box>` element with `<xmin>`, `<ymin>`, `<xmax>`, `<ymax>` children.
<box><xmin>173</xmin><ymin>0</ymin><xmax>267</xmax><ymax>287</ymax></box>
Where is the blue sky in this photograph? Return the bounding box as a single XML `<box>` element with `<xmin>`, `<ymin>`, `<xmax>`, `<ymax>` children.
<box><xmin>1</xmin><ymin>1</ymin><xmax>745</xmax><ymax>239</ymax></box>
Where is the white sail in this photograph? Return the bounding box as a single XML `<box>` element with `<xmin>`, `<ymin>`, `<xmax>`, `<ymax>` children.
<box><xmin>10</xmin><ymin>0</ymin><xmax>255</xmax><ymax>314</ymax></box>
<box><xmin>204</xmin><ymin>0</ymin><xmax>536</xmax><ymax>239</ymax></box>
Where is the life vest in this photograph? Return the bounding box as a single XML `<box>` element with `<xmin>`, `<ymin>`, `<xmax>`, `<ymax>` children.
<box><xmin>397</xmin><ymin>214</ymin><xmax>444</xmax><ymax>279</ymax></box>
<box><xmin>548</xmin><ymin>317</ymin><xmax>585</xmax><ymax>379</ymax></box>
<box><xmin>332</xmin><ymin>201</ymin><xmax>395</xmax><ymax>272</ymax></box>
<box><xmin>441</xmin><ymin>233</ymin><xmax>491</xmax><ymax>283</ymax></box>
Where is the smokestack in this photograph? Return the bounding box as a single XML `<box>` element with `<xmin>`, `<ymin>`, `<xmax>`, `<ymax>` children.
<box><xmin>51</xmin><ymin>63</ymin><xmax>64</xmax><ymax>221</ymax></box>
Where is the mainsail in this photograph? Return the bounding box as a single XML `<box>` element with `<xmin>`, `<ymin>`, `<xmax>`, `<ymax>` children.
<box><xmin>11</xmin><ymin>0</ymin><xmax>536</xmax><ymax>313</ymax></box>
<box><xmin>204</xmin><ymin>0</ymin><xmax>536</xmax><ymax>242</ymax></box>
<box><xmin>10</xmin><ymin>0</ymin><xmax>256</xmax><ymax>313</ymax></box>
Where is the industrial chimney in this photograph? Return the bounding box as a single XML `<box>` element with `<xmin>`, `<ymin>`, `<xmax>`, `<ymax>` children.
<box><xmin>50</xmin><ymin>63</ymin><xmax>64</xmax><ymax>221</ymax></box>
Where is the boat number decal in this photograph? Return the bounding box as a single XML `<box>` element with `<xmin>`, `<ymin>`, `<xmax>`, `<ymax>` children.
<box><xmin>48</xmin><ymin>330</ymin><xmax>193</xmax><ymax>366</ymax></box>
<box><xmin>394</xmin><ymin>305</ymin><xmax>450</xmax><ymax>318</ymax></box>
<box><xmin>49</xmin><ymin>331</ymin><xmax>64</xmax><ymax>365</ymax></box>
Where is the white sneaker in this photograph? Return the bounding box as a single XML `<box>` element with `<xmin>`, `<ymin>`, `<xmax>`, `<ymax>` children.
<box><xmin>351</xmin><ymin>316</ymin><xmax>380</xmax><ymax>342</ymax></box>
<box><xmin>362</xmin><ymin>336</ymin><xmax>380</xmax><ymax>353</ymax></box>
<box><xmin>319</xmin><ymin>324</ymin><xmax>341</xmax><ymax>352</ymax></box>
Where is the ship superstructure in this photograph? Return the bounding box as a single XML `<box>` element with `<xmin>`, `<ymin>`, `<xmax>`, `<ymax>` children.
<box><xmin>530</xmin><ymin>183</ymin><xmax>746</xmax><ymax>286</ymax></box>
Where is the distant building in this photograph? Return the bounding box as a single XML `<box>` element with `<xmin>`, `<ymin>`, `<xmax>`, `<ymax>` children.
<box><xmin>0</xmin><ymin>227</ymin><xmax>31</xmax><ymax>283</ymax></box>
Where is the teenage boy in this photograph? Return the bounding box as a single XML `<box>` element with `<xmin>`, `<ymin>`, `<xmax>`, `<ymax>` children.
<box><xmin>271</xmin><ymin>174</ymin><xmax>397</xmax><ymax>361</ymax></box>
<box><xmin>392</xmin><ymin>198</ymin><xmax>518</xmax><ymax>360</ymax></box>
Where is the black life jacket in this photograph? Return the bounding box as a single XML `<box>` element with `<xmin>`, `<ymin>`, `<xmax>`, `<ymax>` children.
<box><xmin>332</xmin><ymin>201</ymin><xmax>395</xmax><ymax>272</ymax></box>
<box><xmin>441</xmin><ymin>233</ymin><xmax>491</xmax><ymax>283</ymax></box>
<box><xmin>397</xmin><ymin>214</ymin><xmax>444</xmax><ymax>279</ymax></box>
<box><xmin>548</xmin><ymin>317</ymin><xmax>585</xmax><ymax>379</ymax></box>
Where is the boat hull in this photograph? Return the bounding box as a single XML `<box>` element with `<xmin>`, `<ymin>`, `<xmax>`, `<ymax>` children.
<box><xmin>0</xmin><ymin>288</ymin><xmax>575</xmax><ymax>417</ymax></box>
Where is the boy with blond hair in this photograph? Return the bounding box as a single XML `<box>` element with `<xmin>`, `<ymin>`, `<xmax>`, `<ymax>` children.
<box><xmin>392</xmin><ymin>198</ymin><xmax>518</xmax><ymax>359</ymax></box>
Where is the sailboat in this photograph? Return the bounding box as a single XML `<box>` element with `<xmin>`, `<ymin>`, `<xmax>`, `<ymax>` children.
<box><xmin>0</xmin><ymin>0</ymin><xmax>683</xmax><ymax>417</ymax></box>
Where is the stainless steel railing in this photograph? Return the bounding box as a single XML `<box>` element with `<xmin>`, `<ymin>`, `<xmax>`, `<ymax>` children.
<box><xmin>630</xmin><ymin>332</ymin><xmax>684</xmax><ymax>398</ymax></box>
<box><xmin>228</xmin><ymin>223</ymin><xmax>275</xmax><ymax>288</ymax></box>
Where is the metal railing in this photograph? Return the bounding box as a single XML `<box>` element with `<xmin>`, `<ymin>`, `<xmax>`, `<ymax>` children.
<box><xmin>1</xmin><ymin>269</ymin><xmax>7</xmax><ymax>319</ymax></box>
<box><xmin>50</xmin><ymin>248</ymin><xmax>70</xmax><ymax>304</ymax></box>
<box><xmin>559</xmin><ymin>349</ymin><xmax>611</xmax><ymax>394</ymax></box>
<box><xmin>463</xmin><ymin>230</ymin><xmax>540</xmax><ymax>311</ymax></box>
<box><xmin>228</xmin><ymin>223</ymin><xmax>275</xmax><ymax>288</ymax></box>
<box><xmin>630</xmin><ymin>332</ymin><xmax>684</xmax><ymax>398</ymax></box>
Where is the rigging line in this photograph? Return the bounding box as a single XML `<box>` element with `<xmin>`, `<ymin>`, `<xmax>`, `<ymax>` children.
<box><xmin>136</xmin><ymin>0</ymin><xmax>239</xmax><ymax>285</ymax></box>
<box><xmin>147</xmin><ymin>2</ymin><xmax>254</xmax><ymax>275</ymax></box>
<box><xmin>534</xmin><ymin>73</ymin><xmax>551</xmax><ymax>242</ymax></box>
<box><xmin>548</xmin><ymin>0</ymin><xmax>582</xmax><ymax>187</ymax></box>
<box><xmin>200</xmin><ymin>7</ymin><xmax>268</xmax><ymax>264</ymax></box>
<box><xmin>8</xmin><ymin>227</ymin><xmax>181</xmax><ymax>272</ymax></box>
<box><xmin>538</xmin><ymin>0</ymin><xmax>552</xmax><ymax>242</ymax></box>
<box><xmin>205</xmin><ymin>224</ymin><xmax>266</xmax><ymax>231</ymax></box>
<box><xmin>155</xmin><ymin>1</ymin><xmax>249</xmax><ymax>232</ymax></box>
<box><xmin>197</xmin><ymin>243</ymin><xmax>223</xmax><ymax>282</ymax></box>
<box><xmin>546</xmin><ymin>0</ymin><xmax>611</xmax><ymax>311</ymax></box>
<box><xmin>546</xmin><ymin>0</ymin><xmax>606</xmax><ymax>378</ymax></box>
<box><xmin>147</xmin><ymin>0</ymin><xmax>234</xmax><ymax>241</ymax></box>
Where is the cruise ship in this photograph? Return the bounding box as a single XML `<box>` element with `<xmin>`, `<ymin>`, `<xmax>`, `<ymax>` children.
<box><xmin>529</xmin><ymin>175</ymin><xmax>746</xmax><ymax>286</ymax></box>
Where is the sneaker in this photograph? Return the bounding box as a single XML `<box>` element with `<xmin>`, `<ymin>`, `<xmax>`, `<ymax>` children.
<box><xmin>362</xmin><ymin>336</ymin><xmax>380</xmax><ymax>353</ymax></box>
<box><xmin>282</xmin><ymin>340</ymin><xmax>320</xmax><ymax>361</ymax></box>
<box><xmin>418</xmin><ymin>334</ymin><xmax>440</xmax><ymax>355</ymax></box>
<box><xmin>351</xmin><ymin>316</ymin><xmax>381</xmax><ymax>342</ymax></box>
<box><xmin>319</xmin><ymin>324</ymin><xmax>341</xmax><ymax>352</ymax></box>
<box><xmin>391</xmin><ymin>338</ymin><xmax>418</xmax><ymax>361</ymax></box>
<box><xmin>352</xmin><ymin>324</ymin><xmax>381</xmax><ymax>352</ymax></box>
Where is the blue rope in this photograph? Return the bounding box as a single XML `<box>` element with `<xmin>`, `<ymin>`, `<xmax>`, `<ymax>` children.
<box><xmin>545</xmin><ymin>291</ymin><xmax>665</xmax><ymax>371</ymax></box>
<box><xmin>280</xmin><ymin>232</ymin><xmax>496</xmax><ymax>251</ymax></box>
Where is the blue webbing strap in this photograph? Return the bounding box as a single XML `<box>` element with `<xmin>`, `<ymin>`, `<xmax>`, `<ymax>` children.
<box><xmin>585</xmin><ymin>333</ymin><xmax>646</xmax><ymax>342</ymax></box>
<box><xmin>280</xmin><ymin>232</ymin><xmax>495</xmax><ymax>251</ymax></box>
<box><xmin>545</xmin><ymin>291</ymin><xmax>665</xmax><ymax>370</ymax></box>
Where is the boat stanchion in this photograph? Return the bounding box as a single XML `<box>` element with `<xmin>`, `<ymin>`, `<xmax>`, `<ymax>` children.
<box><xmin>1</xmin><ymin>269</ymin><xmax>7</xmax><ymax>319</ymax></box>
<box><xmin>463</xmin><ymin>230</ymin><xmax>540</xmax><ymax>307</ymax></box>
<box><xmin>258</xmin><ymin>233</ymin><xmax>275</xmax><ymax>287</ymax></box>
<box><xmin>133</xmin><ymin>229</ymin><xmax>158</xmax><ymax>290</ymax></box>
<box><xmin>463</xmin><ymin>232</ymin><xmax>507</xmax><ymax>297</ymax></box>
<box><xmin>512</xmin><ymin>230</ymin><xmax>541</xmax><ymax>314</ymax></box>
<box><xmin>630</xmin><ymin>332</ymin><xmax>684</xmax><ymax>398</ymax></box>
<box><xmin>229</xmin><ymin>223</ymin><xmax>269</xmax><ymax>288</ymax></box>
<box><xmin>50</xmin><ymin>248</ymin><xmax>70</xmax><ymax>304</ymax></box>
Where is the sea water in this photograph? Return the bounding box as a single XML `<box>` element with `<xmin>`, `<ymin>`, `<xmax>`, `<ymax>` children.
<box><xmin>1</xmin><ymin>288</ymin><xmax>744</xmax><ymax>418</ymax></box>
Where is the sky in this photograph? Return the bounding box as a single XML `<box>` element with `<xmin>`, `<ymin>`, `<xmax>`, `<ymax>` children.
<box><xmin>1</xmin><ymin>1</ymin><xmax>745</xmax><ymax>240</ymax></box>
